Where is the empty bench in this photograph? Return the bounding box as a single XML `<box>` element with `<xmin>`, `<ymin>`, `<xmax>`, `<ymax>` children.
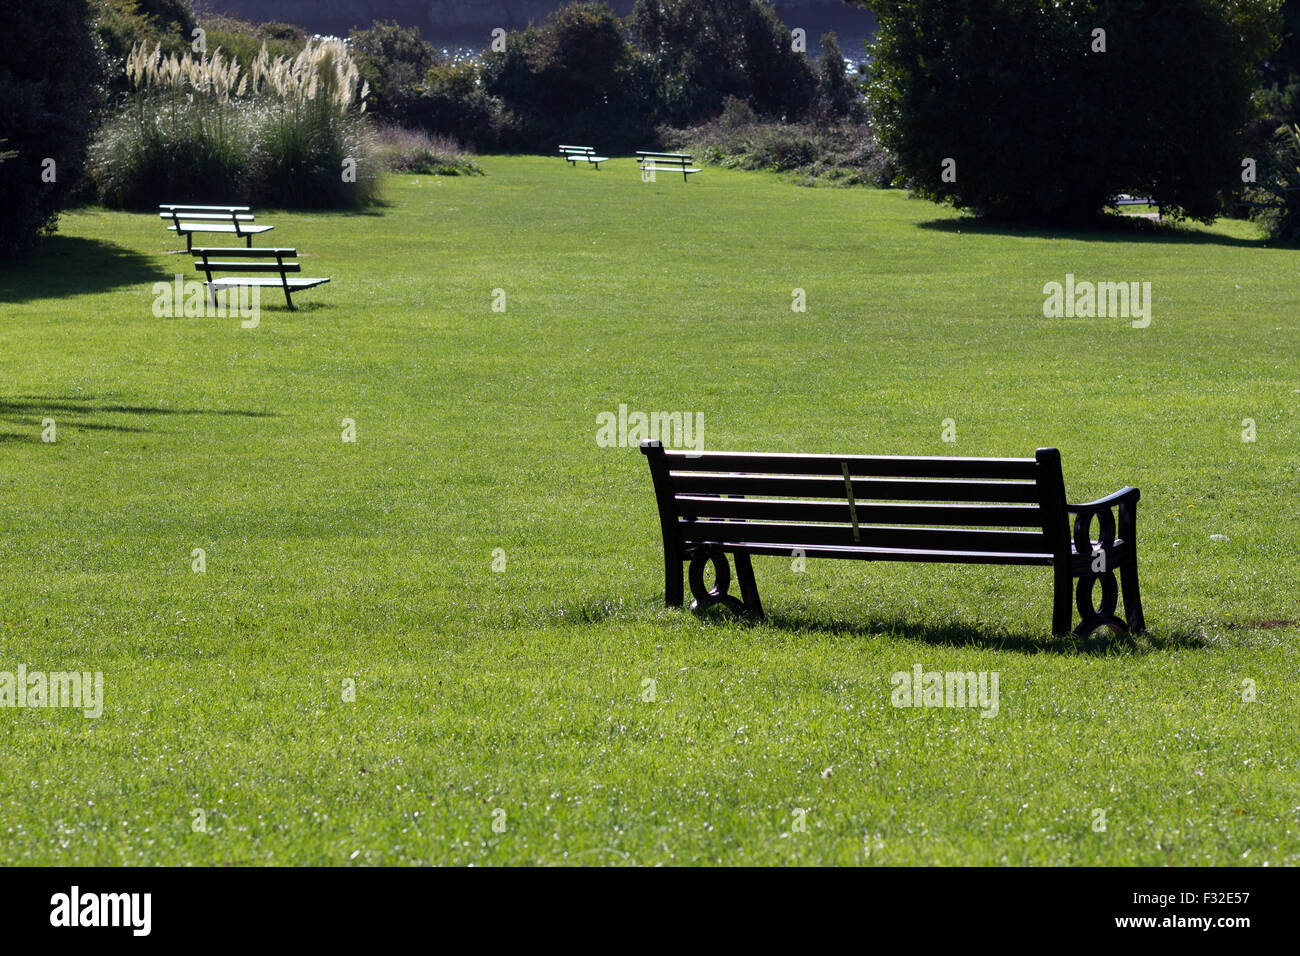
<box><xmin>641</xmin><ymin>441</ymin><xmax>1144</xmax><ymax>637</ymax></box>
<box><xmin>192</xmin><ymin>247</ymin><xmax>329</xmax><ymax>311</ymax></box>
<box><xmin>636</xmin><ymin>151</ymin><xmax>700</xmax><ymax>182</ymax></box>
<box><xmin>160</xmin><ymin>204</ymin><xmax>274</xmax><ymax>251</ymax></box>
<box><xmin>558</xmin><ymin>145</ymin><xmax>608</xmax><ymax>169</ymax></box>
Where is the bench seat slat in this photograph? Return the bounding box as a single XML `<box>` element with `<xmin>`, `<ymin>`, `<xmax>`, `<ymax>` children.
<box><xmin>666</xmin><ymin>451</ymin><xmax>1039</xmax><ymax>480</ymax></box>
<box><xmin>670</xmin><ymin>474</ymin><xmax>1042</xmax><ymax>503</ymax></box>
<box><xmin>208</xmin><ymin>277</ymin><xmax>329</xmax><ymax>289</ymax></box>
<box><xmin>679</xmin><ymin>519</ymin><xmax>1051</xmax><ymax>554</ymax></box>
<box><xmin>192</xmin><ymin>247</ymin><xmax>297</xmax><ymax>256</ymax></box>
<box><xmin>675</xmin><ymin>496</ymin><xmax>1045</xmax><ymax>527</ymax></box>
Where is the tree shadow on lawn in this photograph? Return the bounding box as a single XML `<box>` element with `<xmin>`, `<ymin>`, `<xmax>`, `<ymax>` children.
<box><xmin>916</xmin><ymin>215</ymin><xmax>1268</xmax><ymax>249</ymax></box>
<box><xmin>0</xmin><ymin>395</ymin><xmax>276</xmax><ymax>440</ymax></box>
<box><xmin>0</xmin><ymin>236</ymin><xmax>162</xmax><ymax>304</ymax></box>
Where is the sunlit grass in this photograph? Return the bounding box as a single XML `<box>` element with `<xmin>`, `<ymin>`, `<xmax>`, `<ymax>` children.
<box><xmin>0</xmin><ymin>157</ymin><xmax>1296</xmax><ymax>864</ymax></box>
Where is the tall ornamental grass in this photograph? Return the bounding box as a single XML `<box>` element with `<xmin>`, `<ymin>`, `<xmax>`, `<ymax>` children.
<box><xmin>91</xmin><ymin>39</ymin><xmax>381</xmax><ymax>209</ymax></box>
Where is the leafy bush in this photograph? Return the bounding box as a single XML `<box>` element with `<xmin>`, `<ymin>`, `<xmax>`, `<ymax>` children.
<box><xmin>90</xmin><ymin>40</ymin><xmax>381</xmax><ymax>209</ymax></box>
<box><xmin>859</xmin><ymin>0</ymin><xmax>1281</xmax><ymax>223</ymax></box>
<box><xmin>373</xmin><ymin>124</ymin><xmax>482</xmax><ymax>176</ymax></box>
<box><xmin>94</xmin><ymin>0</ymin><xmax>194</xmax><ymax>80</ymax></box>
<box><xmin>349</xmin><ymin>20</ymin><xmax>437</xmax><ymax>123</ymax></box>
<box><xmin>0</xmin><ymin>0</ymin><xmax>106</xmax><ymax>258</ymax></box>
<box><xmin>662</xmin><ymin>97</ymin><xmax>893</xmax><ymax>186</ymax></box>
<box><xmin>1248</xmin><ymin>122</ymin><xmax>1300</xmax><ymax>241</ymax></box>
<box><xmin>198</xmin><ymin>16</ymin><xmax>307</xmax><ymax>69</ymax></box>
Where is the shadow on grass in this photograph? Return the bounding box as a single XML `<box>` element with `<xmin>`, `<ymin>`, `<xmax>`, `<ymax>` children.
<box><xmin>916</xmin><ymin>214</ymin><xmax>1268</xmax><ymax>249</ymax></box>
<box><xmin>756</xmin><ymin>610</ymin><xmax>1208</xmax><ymax>657</ymax></box>
<box><xmin>0</xmin><ymin>395</ymin><xmax>276</xmax><ymax>439</ymax></box>
<box><xmin>0</xmin><ymin>236</ymin><xmax>162</xmax><ymax>304</ymax></box>
<box><xmin>556</xmin><ymin>595</ymin><xmax>1206</xmax><ymax>656</ymax></box>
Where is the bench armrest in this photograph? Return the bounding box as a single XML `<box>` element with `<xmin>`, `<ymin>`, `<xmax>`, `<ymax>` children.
<box><xmin>1066</xmin><ymin>486</ymin><xmax>1140</xmax><ymax>554</ymax></box>
<box><xmin>1067</xmin><ymin>486</ymin><xmax>1139</xmax><ymax>514</ymax></box>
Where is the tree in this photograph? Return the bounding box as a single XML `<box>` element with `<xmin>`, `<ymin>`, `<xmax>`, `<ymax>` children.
<box><xmin>816</xmin><ymin>31</ymin><xmax>856</xmax><ymax>118</ymax></box>
<box><xmin>629</xmin><ymin>0</ymin><xmax>815</xmax><ymax>125</ymax></box>
<box><xmin>0</xmin><ymin>0</ymin><xmax>106</xmax><ymax>258</ymax></box>
<box><xmin>349</xmin><ymin>20</ymin><xmax>437</xmax><ymax>122</ymax></box>
<box><xmin>856</xmin><ymin>0</ymin><xmax>1281</xmax><ymax>222</ymax></box>
<box><xmin>482</xmin><ymin>3</ymin><xmax>655</xmax><ymax>151</ymax></box>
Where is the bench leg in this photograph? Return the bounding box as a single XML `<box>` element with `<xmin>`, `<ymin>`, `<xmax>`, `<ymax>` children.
<box><xmin>245</xmin><ymin>234</ymin><xmax>252</xmax><ymax>248</ymax></box>
<box><xmin>664</xmin><ymin>553</ymin><xmax>683</xmax><ymax>608</ymax></box>
<box><xmin>1119</xmin><ymin>560</ymin><xmax>1145</xmax><ymax>634</ymax></box>
<box><xmin>1118</xmin><ymin>499</ymin><xmax>1145</xmax><ymax>633</ymax></box>
<box><xmin>687</xmin><ymin>549</ymin><xmax>754</xmax><ymax>616</ymax></box>
<box><xmin>734</xmin><ymin>552</ymin><xmax>764</xmax><ymax>618</ymax></box>
<box><xmin>185</xmin><ymin>233</ymin><xmax>192</xmax><ymax>252</ymax></box>
<box><xmin>283</xmin><ymin>286</ymin><xmax>295</xmax><ymax>310</ymax></box>
<box><xmin>1052</xmin><ymin>564</ymin><xmax>1072</xmax><ymax>636</ymax></box>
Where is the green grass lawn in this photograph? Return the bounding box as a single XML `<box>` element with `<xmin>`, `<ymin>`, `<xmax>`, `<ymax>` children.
<box><xmin>1</xmin><ymin>156</ymin><xmax>1297</xmax><ymax>865</ymax></box>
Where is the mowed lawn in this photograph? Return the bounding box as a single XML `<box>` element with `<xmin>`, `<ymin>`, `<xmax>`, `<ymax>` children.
<box><xmin>0</xmin><ymin>156</ymin><xmax>1297</xmax><ymax>865</ymax></box>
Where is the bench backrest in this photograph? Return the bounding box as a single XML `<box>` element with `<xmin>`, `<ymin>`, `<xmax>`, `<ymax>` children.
<box><xmin>161</xmin><ymin>205</ymin><xmax>255</xmax><ymax>234</ymax></box>
<box><xmin>559</xmin><ymin>145</ymin><xmax>595</xmax><ymax>155</ymax></box>
<box><xmin>160</xmin><ymin>204</ymin><xmax>251</xmax><ymax>213</ymax></box>
<box><xmin>637</xmin><ymin>151</ymin><xmax>691</xmax><ymax>164</ymax></box>
<box><xmin>192</xmin><ymin>247</ymin><xmax>299</xmax><ymax>282</ymax></box>
<box><xmin>642</xmin><ymin>442</ymin><xmax>1071</xmax><ymax>564</ymax></box>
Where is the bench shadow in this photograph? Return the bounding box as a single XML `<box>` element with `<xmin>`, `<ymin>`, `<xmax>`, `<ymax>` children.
<box><xmin>0</xmin><ymin>236</ymin><xmax>162</xmax><ymax>304</ymax></box>
<box><xmin>0</xmin><ymin>395</ymin><xmax>276</xmax><ymax>440</ymax></box>
<box><xmin>754</xmin><ymin>609</ymin><xmax>1207</xmax><ymax>656</ymax></box>
<box><xmin>915</xmin><ymin>215</ymin><xmax>1268</xmax><ymax>248</ymax></box>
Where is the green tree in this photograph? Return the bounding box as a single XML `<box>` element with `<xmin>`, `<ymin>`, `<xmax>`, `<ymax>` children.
<box><xmin>857</xmin><ymin>0</ymin><xmax>1281</xmax><ymax>222</ymax></box>
<box><xmin>0</xmin><ymin>0</ymin><xmax>106</xmax><ymax>257</ymax></box>
<box><xmin>816</xmin><ymin>31</ymin><xmax>855</xmax><ymax>118</ymax></box>
<box><xmin>482</xmin><ymin>3</ymin><xmax>655</xmax><ymax>151</ymax></box>
<box><xmin>629</xmin><ymin>0</ymin><xmax>815</xmax><ymax>125</ymax></box>
<box><xmin>349</xmin><ymin>19</ymin><xmax>437</xmax><ymax>122</ymax></box>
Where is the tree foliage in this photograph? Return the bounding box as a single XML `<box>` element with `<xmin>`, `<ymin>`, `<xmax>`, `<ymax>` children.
<box><xmin>858</xmin><ymin>0</ymin><xmax>1282</xmax><ymax>222</ymax></box>
<box><xmin>0</xmin><ymin>0</ymin><xmax>106</xmax><ymax>258</ymax></box>
<box><xmin>629</xmin><ymin>0</ymin><xmax>815</xmax><ymax>125</ymax></box>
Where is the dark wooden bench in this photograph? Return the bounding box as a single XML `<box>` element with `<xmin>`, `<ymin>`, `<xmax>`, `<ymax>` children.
<box><xmin>160</xmin><ymin>204</ymin><xmax>274</xmax><ymax>251</ymax></box>
<box><xmin>641</xmin><ymin>441</ymin><xmax>1144</xmax><ymax>637</ymax></box>
<box><xmin>635</xmin><ymin>150</ymin><xmax>700</xmax><ymax>182</ymax></box>
<box><xmin>558</xmin><ymin>145</ymin><xmax>608</xmax><ymax>169</ymax></box>
<box><xmin>192</xmin><ymin>247</ymin><xmax>329</xmax><ymax>311</ymax></box>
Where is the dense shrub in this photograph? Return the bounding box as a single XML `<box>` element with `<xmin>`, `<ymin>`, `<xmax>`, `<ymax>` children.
<box><xmin>629</xmin><ymin>0</ymin><xmax>815</xmax><ymax>125</ymax></box>
<box><xmin>349</xmin><ymin>20</ymin><xmax>437</xmax><ymax>122</ymax></box>
<box><xmin>94</xmin><ymin>0</ymin><xmax>194</xmax><ymax>76</ymax></box>
<box><xmin>0</xmin><ymin>0</ymin><xmax>106</xmax><ymax>258</ymax></box>
<box><xmin>199</xmin><ymin>17</ymin><xmax>307</xmax><ymax>69</ymax></box>
<box><xmin>662</xmin><ymin>97</ymin><xmax>893</xmax><ymax>186</ymax></box>
<box><xmin>373</xmin><ymin>124</ymin><xmax>482</xmax><ymax>175</ymax></box>
<box><xmin>1248</xmin><ymin>122</ymin><xmax>1300</xmax><ymax>241</ymax></box>
<box><xmin>859</xmin><ymin>0</ymin><xmax>1282</xmax><ymax>222</ymax></box>
<box><xmin>90</xmin><ymin>40</ymin><xmax>381</xmax><ymax>209</ymax></box>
